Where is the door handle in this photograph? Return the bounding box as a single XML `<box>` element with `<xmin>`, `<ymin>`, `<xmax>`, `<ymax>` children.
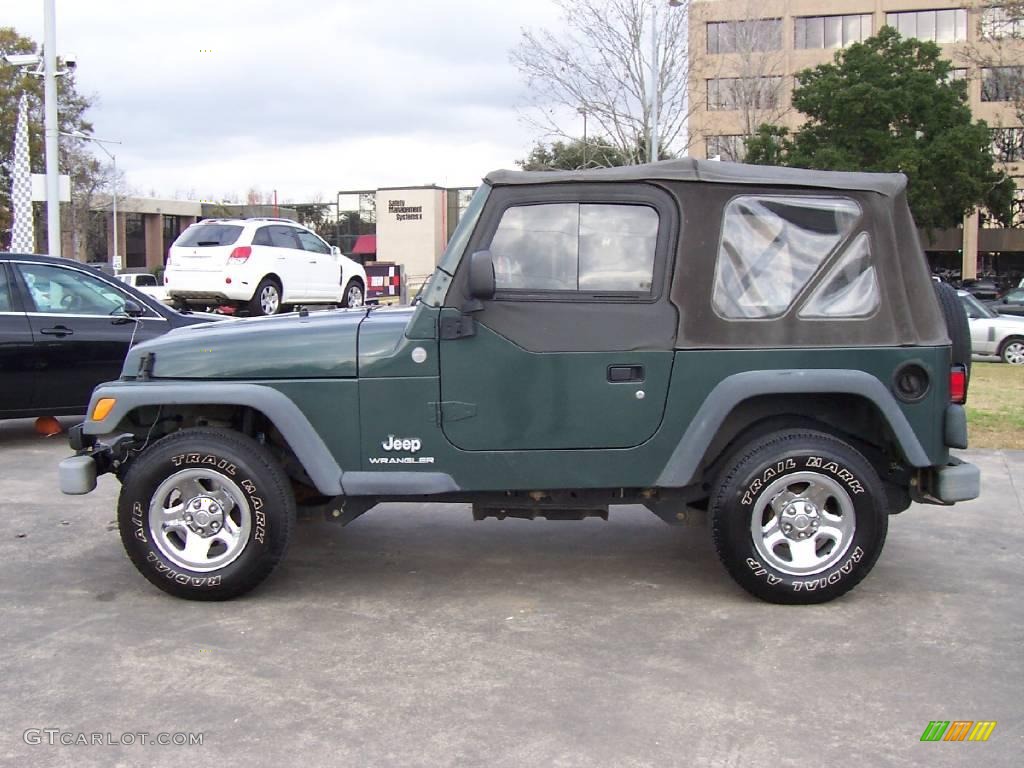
<box><xmin>608</xmin><ymin>365</ymin><xmax>644</xmax><ymax>382</ymax></box>
<box><xmin>40</xmin><ymin>325</ymin><xmax>73</xmax><ymax>337</ymax></box>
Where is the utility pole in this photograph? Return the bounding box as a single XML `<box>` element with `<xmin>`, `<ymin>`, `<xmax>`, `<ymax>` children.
<box><xmin>43</xmin><ymin>0</ymin><xmax>61</xmax><ymax>257</ymax></box>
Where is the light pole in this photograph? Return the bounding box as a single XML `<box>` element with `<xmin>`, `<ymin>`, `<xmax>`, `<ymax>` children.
<box><xmin>577</xmin><ymin>106</ymin><xmax>588</xmax><ymax>168</ymax></box>
<box><xmin>63</xmin><ymin>131</ymin><xmax>121</xmax><ymax>269</ymax></box>
<box><xmin>650</xmin><ymin>0</ymin><xmax>685</xmax><ymax>164</ymax></box>
<box><xmin>43</xmin><ymin>0</ymin><xmax>61</xmax><ymax>257</ymax></box>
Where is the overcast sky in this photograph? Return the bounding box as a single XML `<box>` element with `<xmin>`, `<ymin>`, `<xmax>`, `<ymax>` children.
<box><xmin>6</xmin><ymin>0</ymin><xmax>566</xmax><ymax>202</ymax></box>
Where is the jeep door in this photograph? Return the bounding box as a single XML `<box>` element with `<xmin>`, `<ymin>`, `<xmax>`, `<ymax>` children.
<box><xmin>438</xmin><ymin>183</ymin><xmax>678</xmax><ymax>451</ymax></box>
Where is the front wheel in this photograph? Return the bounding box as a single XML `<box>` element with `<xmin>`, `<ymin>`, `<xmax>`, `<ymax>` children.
<box><xmin>710</xmin><ymin>430</ymin><xmax>888</xmax><ymax>604</ymax></box>
<box><xmin>342</xmin><ymin>279</ymin><xmax>364</xmax><ymax>308</ymax></box>
<box><xmin>117</xmin><ymin>428</ymin><xmax>296</xmax><ymax>600</ymax></box>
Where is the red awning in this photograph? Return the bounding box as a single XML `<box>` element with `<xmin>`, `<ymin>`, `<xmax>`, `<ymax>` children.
<box><xmin>352</xmin><ymin>235</ymin><xmax>377</xmax><ymax>255</ymax></box>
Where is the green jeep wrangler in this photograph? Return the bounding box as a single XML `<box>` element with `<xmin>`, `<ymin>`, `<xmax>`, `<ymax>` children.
<box><xmin>60</xmin><ymin>160</ymin><xmax>979</xmax><ymax>604</ymax></box>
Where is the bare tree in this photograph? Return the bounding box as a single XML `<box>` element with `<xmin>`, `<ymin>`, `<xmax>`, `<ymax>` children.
<box><xmin>700</xmin><ymin>4</ymin><xmax>791</xmax><ymax>161</ymax></box>
<box><xmin>511</xmin><ymin>0</ymin><xmax>692</xmax><ymax>164</ymax></box>
<box><xmin>60</xmin><ymin>138</ymin><xmax>121</xmax><ymax>262</ymax></box>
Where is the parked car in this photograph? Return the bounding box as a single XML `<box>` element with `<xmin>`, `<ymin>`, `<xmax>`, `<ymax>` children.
<box><xmin>62</xmin><ymin>160</ymin><xmax>978</xmax><ymax>605</ymax></box>
<box><xmin>115</xmin><ymin>271</ymin><xmax>169</xmax><ymax>304</ymax></box>
<box><xmin>164</xmin><ymin>218</ymin><xmax>367</xmax><ymax>316</ymax></box>
<box><xmin>986</xmin><ymin>287</ymin><xmax>1024</xmax><ymax>317</ymax></box>
<box><xmin>960</xmin><ymin>277</ymin><xmax>1001</xmax><ymax>301</ymax></box>
<box><xmin>959</xmin><ymin>290</ymin><xmax>1024</xmax><ymax>365</ymax></box>
<box><xmin>0</xmin><ymin>253</ymin><xmax>221</xmax><ymax>420</ymax></box>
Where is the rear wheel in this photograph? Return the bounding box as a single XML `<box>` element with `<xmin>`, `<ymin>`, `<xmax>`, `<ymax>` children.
<box><xmin>249</xmin><ymin>278</ymin><xmax>282</xmax><ymax>316</ymax></box>
<box><xmin>117</xmin><ymin>428</ymin><xmax>296</xmax><ymax>600</ymax></box>
<box><xmin>1001</xmin><ymin>337</ymin><xmax>1024</xmax><ymax>365</ymax></box>
<box><xmin>711</xmin><ymin>430</ymin><xmax>888</xmax><ymax>604</ymax></box>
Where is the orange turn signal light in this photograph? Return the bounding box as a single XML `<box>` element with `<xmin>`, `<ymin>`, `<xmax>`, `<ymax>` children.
<box><xmin>91</xmin><ymin>398</ymin><xmax>117</xmax><ymax>421</ymax></box>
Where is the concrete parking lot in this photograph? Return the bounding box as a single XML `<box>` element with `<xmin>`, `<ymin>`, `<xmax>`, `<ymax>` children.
<box><xmin>0</xmin><ymin>417</ymin><xmax>1020</xmax><ymax>768</ymax></box>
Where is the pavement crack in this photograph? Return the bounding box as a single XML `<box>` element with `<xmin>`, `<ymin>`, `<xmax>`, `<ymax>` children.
<box><xmin>1002</xmin><ymin>451</ymin><xmax>1024</xmax><ymax>515</ymax></box>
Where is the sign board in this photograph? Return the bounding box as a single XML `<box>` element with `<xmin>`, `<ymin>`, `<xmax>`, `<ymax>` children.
<box><xmin>31</xmin><ymin>174</ymin><xmax>71</xmax><ymax>202</ymax></box>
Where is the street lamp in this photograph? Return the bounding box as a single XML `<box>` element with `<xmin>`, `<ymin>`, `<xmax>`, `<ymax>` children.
<box><xmin>63</xmin><ymin>131</ymin><xmax>121</xmax><ymax>270</ymax></box>
<box><xmin>650</xmin><ymin>0</ymin><xmax>685</xmax><ymax>164</ymax></box>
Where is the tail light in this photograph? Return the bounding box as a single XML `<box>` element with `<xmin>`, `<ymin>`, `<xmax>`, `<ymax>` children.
<box><xmin>949</xmin><ymin>365</ymin><xmax>967</xmax><ymax>404</ymax></box>
<box><xmin>228</xmin><ymin>246</ymin><xmax>252</xmax><ymax>263</ymax></box>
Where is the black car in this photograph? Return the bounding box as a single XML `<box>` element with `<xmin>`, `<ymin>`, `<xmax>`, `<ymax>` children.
<box><xmin>1</xmin><ymin>253</ymin><xmax>218</xmax><ymax>420</ymax></box>
<box><xmin>960</xmin><ymin>277</ymin><xmax>1001</xmax><ymax>301</ymax></box>
<box><xmin>988</xmin><ymin>287</ymin><xmax>1024</xmax><ymax>317</ymax></box>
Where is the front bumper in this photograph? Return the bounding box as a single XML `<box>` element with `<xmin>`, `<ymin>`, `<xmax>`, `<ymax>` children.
<box><xmin>58</xmin><ymin>426</ymin><xmax>134</xmax><ymax>496</ymax></box>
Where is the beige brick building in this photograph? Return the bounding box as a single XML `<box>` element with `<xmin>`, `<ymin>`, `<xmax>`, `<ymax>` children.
<box><xmin>688</xmin><ymin>0</ymin><xmax>1024</xmax><ymax>278</ymax></box>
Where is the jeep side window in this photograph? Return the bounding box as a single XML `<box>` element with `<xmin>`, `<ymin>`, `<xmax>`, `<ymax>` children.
<box><xmin>713</xmin><ymin>196</ymin><xmax>860</xmax><ymax>319</ymax></box>
<box><xmin>799</xmin><ymin>232</ymin><xmax>880</xmax><ymax>318</ymax></box>
<box><xmin>489</xmin><ymin>203</ymin><xmax>658</xmax><ymax>295</ymax></box>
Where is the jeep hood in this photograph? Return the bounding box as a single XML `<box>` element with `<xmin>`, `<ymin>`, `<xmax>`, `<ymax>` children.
<box><xmin>121</xmin><ymin>308</ymin><xmax>370</xmax><ymax>379</ymax></box>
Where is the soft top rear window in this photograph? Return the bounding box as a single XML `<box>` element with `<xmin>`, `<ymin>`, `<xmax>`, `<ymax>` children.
<box><xmin>175</xmin><ymin>224</ymin><xmax>243</xmax><ymax>247</ymax></box>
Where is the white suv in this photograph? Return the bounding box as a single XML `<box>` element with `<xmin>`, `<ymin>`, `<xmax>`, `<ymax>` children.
<box><xmin>165</xmin><ymin>218</ymin><xmax>367</xmax><ymax>315</ymax></box>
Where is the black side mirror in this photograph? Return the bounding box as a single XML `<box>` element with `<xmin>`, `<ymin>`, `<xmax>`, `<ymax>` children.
<box><xmin>468</xmin><ymin>250</ymin><xmax>495</xmax><ymax>300</ymax></box>
<box><xmin>122</xmin><ymin>300</ymin><xmax>145</xmax><ymax>318</ymax></box>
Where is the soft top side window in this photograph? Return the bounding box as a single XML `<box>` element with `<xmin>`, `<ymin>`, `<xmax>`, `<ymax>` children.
<box><xmin>490</xmin><ymin>202</ymin><xmax>659</xmax><ymax>297</ymax></box>
<box><xmin>799</xmin><ymin>232</ymin><xmax>880</xmax><ymax>319</ymax></box>
<box><xmin>712</xmin><ymin>195</ymin><xmax>861</xmax><ymax>319</ymax></box>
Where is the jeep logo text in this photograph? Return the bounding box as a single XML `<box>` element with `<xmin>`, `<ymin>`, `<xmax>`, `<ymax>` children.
<box><xmin>382</xmin><ymin>435</ymin><xmax>421</xmax><ymax>452</ymax></box>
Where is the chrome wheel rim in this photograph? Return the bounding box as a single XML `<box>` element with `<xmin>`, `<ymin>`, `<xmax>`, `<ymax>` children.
<box><xmin>260</xmin><ymin>285</ymin><xmax>280</xmax><ymax>314</ymax></box>
<box><xmin>750</xmin><ymin>471</ymin><xmax>856</xmax><ymax>576</ymax></box>
<box><xmin>1004</xmin><ymin>341</ymin><xmax>1024</xmax><ymax>366</ymax></box>
<box><xmin>149</xmin><ymin>468</ymin><xmax>252</xmax><ymax>572</ymax></box>
<box><xmin>346</xmin><ymin>285</ymin><xmax>363</xmax><ymax>307</ymax></box>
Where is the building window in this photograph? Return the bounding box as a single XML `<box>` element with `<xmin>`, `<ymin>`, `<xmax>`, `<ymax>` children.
<box><xmin>981</xmin><ymin>183</ymin><xmax>1024</xmax><ymax>228</ymax></box>
<box><xmin>707</xmin><ymin>77</ymin><xmax>783</xmax><ymax>111</ymax></box>
<box><xmin>124</xmin><ymin>212</ymin><xmax>145</xmax><ymax>269</ymax></box>
<box><xmin>707</xmin><ymin>19</ymin><xmax>782</xmax><ymax>54</ymax></box>
<box><xmin>982</xmin><ymin>66</ymin><xmax>1024</xmax><ymax>101</ymax></box>
<box><xmin>992</xmin><ymin>127</ymin><xmax>1024</xmax><ymax>162</ymax></box>
<box><xmin>795</xmin><ymin>14</ymin><xmax>872</xmax><ymax>49</ymax></box>
<box><xmin>706</xmin><ymin>135</ymin><xmax>747</xmax><ymax>162</ymax></box>
<box><xmin>982</xmin><ymin>6</ymin><xmax>1024</xmax><ymax>39</ymax></box>
<box><xmin>885</xmin><ymin>10</ymin><xmax>968</xmax><ymax>43</ymax></box>
<box><xmin>162</xmin><ymin>215</ymin><xmax>181</xmax><ymax>255</ymax></box>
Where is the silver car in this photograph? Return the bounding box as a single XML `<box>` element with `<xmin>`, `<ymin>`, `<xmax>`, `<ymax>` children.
<box><xmin>958</xmin><ymin>290</ymin><xmax>1024</xmax><ymax>365</ymax></box>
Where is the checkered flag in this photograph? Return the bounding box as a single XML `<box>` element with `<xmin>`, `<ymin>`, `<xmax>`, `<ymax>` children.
<box><xmin>10</xmin><ymin>94</ymin><xmax>34</xmax><ymax>253</ymax></box>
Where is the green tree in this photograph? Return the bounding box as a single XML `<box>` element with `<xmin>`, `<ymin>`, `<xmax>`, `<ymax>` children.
<box><xmin>517</xmin><ymin>137</ymin><xmax>632</xmax><ymax>170</ymax></box>
<box><xmin>1</xmin><ymin>27</ymin><xmax>96</xmax><ymax>250</ymax></box>
<box><xmin>745</xmin><ymin>27</ymin><xmax>1014</xmax><ymax>230</ymax></box>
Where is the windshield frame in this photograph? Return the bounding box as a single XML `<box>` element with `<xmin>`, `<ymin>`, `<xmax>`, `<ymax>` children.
<box><xmin>418</xmin><ymin>184</ymin><xmax>490</xmax><ymax>308</ymax></box>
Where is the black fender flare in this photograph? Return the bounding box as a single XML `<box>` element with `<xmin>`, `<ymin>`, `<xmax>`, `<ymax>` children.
<box><xmin>83</xmin><ymin>382</ymin><xmax>345</xmax><ymax>495</ymax></box>
<box><xmin>655</xmin><ymin>369</ymin><xmax>932</xmax><ymax>487</ymax></box>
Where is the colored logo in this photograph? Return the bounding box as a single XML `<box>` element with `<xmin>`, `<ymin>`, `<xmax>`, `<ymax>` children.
<box><xmin>920</xmin><ymin>721</ymin><xmax>997</xmax><ymax>742</ymax></box>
